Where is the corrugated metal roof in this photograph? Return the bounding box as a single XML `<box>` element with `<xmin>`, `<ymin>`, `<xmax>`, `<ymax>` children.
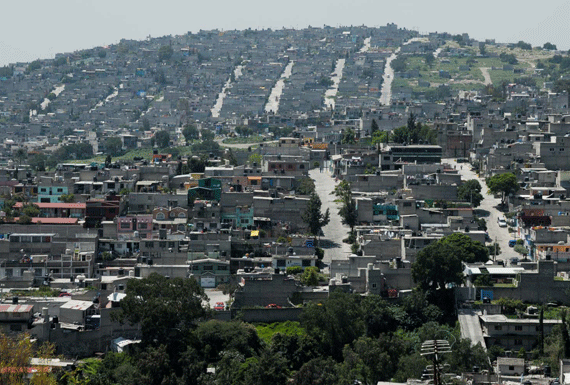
<box><xmin>0</xmin><ymin>304</ymin><xmax>34</xmax><ymax>313</ymax></box>
<box><xmin>59</xmin><ymin>300</ymin><xmax>94</xmax><ymax>311</ymax></box>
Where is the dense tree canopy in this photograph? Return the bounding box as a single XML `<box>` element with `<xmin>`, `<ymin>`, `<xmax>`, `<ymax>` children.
<box><xmin>412</xmin><ymin>241</ymin><xmax>464</xmax><ymax>292</ymax></box>
<box><xmin>114</xmin><ymin>273</ymin><xmax>209</xmax><ymax>346</ymax></box>
<box><xmin>458</xmin><ymin>179</ymin><xmax>483</xmax><ymax>207</ymax></box>
<box><xmin>486</xmin><ymin>172</ymin><xmax>519</xmax><ymax>204</ymax></box>
<box><xmin>154</xmin><ymin>130</ymin><xmax>171</xmax><ymax>148</ymax></box>
<box><xmin>302</xmin><ymin>193</ymin><xmax>330</xmax><ymax>236</ymax></box>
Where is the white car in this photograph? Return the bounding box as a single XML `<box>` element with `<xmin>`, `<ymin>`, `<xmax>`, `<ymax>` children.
<box><xmin>497</xmin><ymin>218</ymin><xmax>507</xmax><ymax>227</ymax></box>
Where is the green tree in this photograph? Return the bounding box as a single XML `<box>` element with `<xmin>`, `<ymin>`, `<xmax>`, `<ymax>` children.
<box><xmin>248</xmin><ymin>153</ymin><xmax>262</xmax><ymax>166</ymax></box>
<box><xmin>113</xmin><ymin>273</ymin><xmax>209</xmax><ymax>347</ymax></box>
<box><xmin>370</xmin><ymin>119</ymin><xmax>379</xmax><ymax>135</ymax></box>
<box><xmin>439</xmin><ymin>233</ymin><xmax>488</xmax><ymax>263</ymax></box>
<box><xmin>332</xmin><ymin>180</ymin><xmax>358</xmax><ymax>236</ymax></box>
<box><xmin>486</xmin><ymin>172</ymin><xmax>519</xmax><ymax>205</ymax></box>
<box><xmin>301</xmin><ymin>193</ymin><xmax>330</xmax><ymax>237</ymax></box>
<box><xmin>424</xmin><ymin>53</ymin><xmax>435</xmax><ymax>67</ymax></box>
<box><xmin>22</xmin><ymin>204</ymin><xmax>40</xmax><ymax>218</ymax></box>
<box><xmin>158</xmin><ymin>45</ymin><xmax>174</xmax><ymax>61</ymax></box>
<box><xmin>296</xmin><ymin>177</ymin><xmax>316</xmax><ymax>195</ymax></box>
<box><xmin>458</xmin><ymin>179</ymin><xmax>483</xmax><ymax>207</ymax></box>
<box><xmin>412</xmin><ymin>241</ymin><xmax>464</xmax><ymax>292</ymax></box>
<box><xmin>182</xmin><ymin>124</ymin><xmax>199</xmax><ymax>144</ymax></box>
<box><xmin>14</xmin><ymin>148</ymin><xmax>27</xmax><ymax>166</ymax></box>
<box><xmin>300</xmin><ymin>291</ymin><xmax>364</xmax><ymax>361</ymax></box>
<box><xmin>543</xmin><ymin>42</ymin><xmax>557</xmax><ymax>50</ymax></box>
<box><xmin>104</xmin><ymin>136</ymin><xmax>123</xmax><ymax>156</ymax></box>
<box><xmin>300</xmin><ymin>266</ymin><xmax>320</xmax><ymax>286</ymax></box>
<box><xmin>292</xmin><ymin>357</ymin><xmax>339</xmax><ymax>385</ymax></box>
<box><xmin>28</xmin><ymin>153</ymin><xmax>46</xmax><ymax>171</ymax></box>
<box><xmin>473</xmin><ymin>272</ymin><xmax>492</xmax><ymax>287</ymax></box>
<box><xmin>59</xmin><ymin>193</ymin><xmax>75</xmax><ymax>203</ymax></box>
<box><xmin>286</xmin><ymin>266</ymin><xmax>303</xmax><ymax>275</ymax></box>
<box><xmin>341</xmin><ymin>128</ymin><xmax>356</xmax><ymax>144</ymax></box>
<box><xmin>154</xmin><ymin>130</ymin><xmax>170</xmax><ymax>148</ymax></box>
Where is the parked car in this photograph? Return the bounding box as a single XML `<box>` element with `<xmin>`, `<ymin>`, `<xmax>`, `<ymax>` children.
<box><xmin>508</xmin><ymin>239</ymin><xmax>517</xmax><ymax>247</ymax></box>
<box><xmin>214</xmin><ymin>302</ymin><xmax>225</xmax><ymax>311</ymax></box>
<box><xmin>266</xmin><ymin>304</ymin><xmax>282</xmax><ymax>309</ymax></box>
<box><xmin>498</xmin><ymin>217</ymin><xmax>507</xmax><ymax>227</ymax></box>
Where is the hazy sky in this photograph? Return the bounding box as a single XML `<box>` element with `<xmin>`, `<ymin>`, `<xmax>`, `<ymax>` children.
<box><xmin>2</xmin><ymin>0</ymin><xmax>570</xmax><ymax>66</ymax></box>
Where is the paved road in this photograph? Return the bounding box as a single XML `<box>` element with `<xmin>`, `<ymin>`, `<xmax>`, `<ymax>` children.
<box><xmin>458</xmin><ymin>308</ymin><xmax>486</xmax><ymax>348</ymax></box>
<box><xmin>309</xmin><ymin>168</ymin><xmax>352</xmax><ymax>264</ymax></box>
<box><xmin>444</xmin><ymin>159</ymin><xmax>519</xmax><ymax>264</ymax></box>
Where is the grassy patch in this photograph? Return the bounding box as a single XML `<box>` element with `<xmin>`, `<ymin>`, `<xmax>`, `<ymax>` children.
<box><xmin>4</xmin><ymin>286</ymin><xmax>61</xmax><ymax>298</ymax></box>
<box><xmin>255</xmin><ymin>321</ymin><xmax>305</xmax><ymax>343</ymax></box>
<box><xmin>222</xmin><ymin>135</ymin><xmax>265</xmax><ymax>144</ymax></box>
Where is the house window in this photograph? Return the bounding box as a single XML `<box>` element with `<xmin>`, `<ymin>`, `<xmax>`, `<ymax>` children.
<box><xmin>277</xmin><ymin>260</ymin><xmax>286</xmax><ymax>267</ymax></box>
<box><xmin>302</xmin><ymin>259</ymin><xmax>311</xmax><ymax>267</ymax></box>
<box><xmin>494</xmin><ymin>325</ymin><xmax>502</xmax><ymax>330</ymax></box>
<box><xmin>203</xmin><ymin>265</ymin><xmax>213</xmax><ymax>271</ymax></box>
<box><xmin>120</xmin><ymin>223</ymin><xmax>131</xmax><ymax>229</ymax></box>
<box><xmin>217</xmin><ymin>265</ymin><xmax>227</xmax><ymax>270</ymax></box>
<box><xmin>159</xmin><ymin>242</ymin><xmax>166</xmax><ymax>248</ymax></box>
<box><xmin>156</xmin><ymin>213</ymin><xmax>165</xmax><ymax>220</ymax></box>
<box><xmin>178</xmin><ymin>213</ymin><xmax>186</xmax><ymax>218</ymax></box>
<box><xmin>145</xmin><ymin>242</ymin><xmax>154</xmax><ymax>248</ymax></box>
<box><xmin>299</xmin><ymin>164</ymin><xmax>305</xmax><ymax>169</ymax></box>
<box><xmin>509</xmin><ymin>366</ymin><xmax>515</xmax><ymax>371</ymax></box>
<box><xmin>138</xmin><ymin>223</ymin><xmax>148</xmax><ymax>230</ymax></box>
<box><xmin>514</xmin><ymin>339</ymin><xmax>522</xmax><ymax>346</ymax></box>
<box><xmin>371</xmin><ymin>283</ymin><xmax>377</xmax><ymax>289</ymax></box>
<box><xmin>515</xmin><ymin>325</ymin><xmax>523</xmax><ymax>331</ymax></box>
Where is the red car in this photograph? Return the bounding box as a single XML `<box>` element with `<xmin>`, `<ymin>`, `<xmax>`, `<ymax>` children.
<box><xmin>265</xmin><ymin>304</ymin><xmax>282</xmax><ymax>309</ymax></box>
<box><xmin>214</xmin><ymin>302</ymin><xmax>225</xmax><ymax>311</ymax></box>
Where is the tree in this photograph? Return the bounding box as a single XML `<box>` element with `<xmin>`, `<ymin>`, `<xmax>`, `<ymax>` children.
<box><xmin>301</xmin><ymin>291</ymin><xmax>365</xmax><ymax>360</ymax></box>
<box><xmin>104</xmin><ymin>136</ymin><xmax>123</xmax><ymax>156</ymax></box>
<box><xmin>301</xmin><ymin>266</ymin><xmax>320</xmax><ymax>286</ymax></box>
<box><xmin>412</xmin><ymin>241</ymin><xmax>464</xmax><ymax>292</ymax></box>
<box><xmin>486</xmin><ymin>172</ymin><xmax>519</xmax><ymax>205</ymax></box>
<box><xmin>424</xmin><ymin>53</ymin><xmax>435</xmax><ymax>67</ymax></box>
<box><xmin>516</xmin><ymin>41</ymin><xmax>533</xmax><ymax>50</ymax></box>
<box><xmin>113</xmin><ymin>273</ymin><xmax>209</xmax><ymax>347</ymax></box>
<box><xmin>302</xmin><ymin>193</ymin><xmax>330</xmax><ymax>237</ymax></box>
<box><xmin>154</xmin><ymin>130</ymin><xmax>170</xmax><ymax>148</ymax></box>
<box><xmin>543</xmin><ymin>42</ymin><xmax>558</xmax><ymax>51</ymax></box>
<box><xmin>479</xmin><ymin>42</ymin><xmax>487</xmax><ymax>56</ymax></box>
<box><xmin>0</xmin><ymin>331</ymin><xmax>57</xmax><ymax>384</ymax></box>
<box><xmin>458</xmin><ymin>179</ymin><xmax>483</xmax><ymax>207</ymax></box>
<box><xmin>332</xmin><ymin>180</ymin><xmax>358</xmax><ymax>236</ymax></box>
<box><xmin>341</xmin><ymin>128</ymin><xmax>356</xmax><ymax>144</ymax></box>
<box><xmin>182</xmin><ymin>124</ymin><xmax>199</xmax><ymax>144</ymax></box>
<box><xmin>158</xmin><ymin>45</ymin><xmax>174</xmax><ymax>61</ymax></box>
<box><xmin>248</xmin><ymin>153</ymin><xmax>262</xmax><ymax>166</ymax></box>
<box><xmin>22</xmin><ymin>204</ymin><xmax>40</xmax><ymax>218</ymax></box>
<box><xmin>296</xmin><ymin>177</ymin><xmax>315</xmax><ymax>195</ymax></box>
<box><xmin>14</xmin><ymin>148</ymin><xmax>27</xmax><ymax>166</ymax></box>
<box><xmin>58</xmin><ymin>193</ymin><xmax>75</xmax><ymax>203</ymax></box>
<box><xmin>370</xmin><ymin>119</ymin><xmax>379</xmax><ymax>136</ymax></box>
<box><xmin>440</xmin><ymin>233</ymin><xmax>489</xmax><ymax>263</ymax></box>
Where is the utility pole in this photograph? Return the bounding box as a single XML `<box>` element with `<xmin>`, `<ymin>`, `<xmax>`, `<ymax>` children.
<box><xmin>421</xmin><ymin>340</ymin><xmax>452</xmax><ymax>385</ymax></box>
